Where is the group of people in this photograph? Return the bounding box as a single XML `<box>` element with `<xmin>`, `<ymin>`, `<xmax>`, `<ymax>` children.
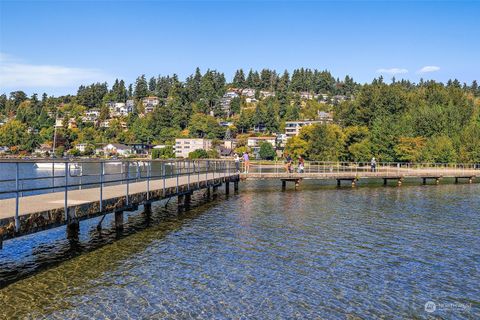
<box><xmin>233</xmin><ymin>153</ymin><xmax>379</xmax><ymax>174</ymax></box>
<box><xmin>234</xmin><ymin>152</ymin><xmax>250</xmax><ymax>173</ymax></box>
<box><xmin>283</xmin><ymin>154</ymin><xmax>305</xmax><ymax>173</ymax></box>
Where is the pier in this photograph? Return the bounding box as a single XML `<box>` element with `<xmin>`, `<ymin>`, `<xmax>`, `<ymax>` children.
<box><xmin>241</xmin><ymin>161</ymin><xmax>478</xmax><ymax>188</ymax></box>
<box><xmin>0</xmin><ymin>159</ymin><xmax>239</xmax><ymax>248</ymax></box>
<box><xmin>0</xmin><ymin>159</ymin><xmax>478</xmax><ymax>249</ymax></box>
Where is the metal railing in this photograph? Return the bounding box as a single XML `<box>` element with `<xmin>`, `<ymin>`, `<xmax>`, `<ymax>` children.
<box><xmin>0</xmin><ymin>159</ymin><xmax>235</xmax><ymax>232</ymax></box>
<box><xmin>241</xmin><ymin>161</ymin><xmax>480</xmax><ymax>176</ymax></box>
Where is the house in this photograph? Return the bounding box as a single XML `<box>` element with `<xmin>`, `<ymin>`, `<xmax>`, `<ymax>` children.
<box><xmin>219</xmin><ymin>121</ymin><xmax>233</xmax><ymax>127</ymax></box>
<box><xmin>260</xmin><ymin>91</ymin><xmax>275</xmax><ymax>99</ymax></box>
<box><xmin>317</xmin><ymin>111</ymin><xmax>334</xmax><ymax>123</ymax></box>
<box><xmin>224</xmin><ymin>91</ymin><xmax>239</xmax><ymax>99</ymax></box>
<box><xmin>285</xmin><ymin>120</ymin><xmax>321</xmax><ymax>138</ymax></box>
<box><xmin>174</xmin><ymin>138</ymin><xmax>212</xmax><ymax>158</ymax></box>
<box><xmin>253</xmin><ymin>124</ymin><xmax>267</xmax><ymax>133</ymax></box>
<box><xmin>144</xmin><ymin>105</ymin><xmax>155</xmax><ymax>114</ymax></box>
<box><xmin>300</xmin><ymin>92</ymin><xmax>314</xmax><ymax>100</ymax></box>
<box><xmin>75</xmin><ymin>143</ymin><xmax>90</xmax><ymax>153</ymax></box>
<box><xmin>142</xmin><ymin>96</ymin><xmax>160</xmax><ymax>107</ymax></box>
<box><xmin>241</xmin><ymin>88</ymin><xmax>255</xmax><ymax>98</ymax></box>
<box><xmin>34</xmin><ymin>143</ymin><xmax>52</xmax><ymax>156</ymax></box>
<box><xmin>0</xmin><ymin>146</ymin><xmax>10</xmax><ymax>154</ymax></box>
<box><xmin>245</xmin><ymin>97</ymin><xmax>258</xmax><ymax>104</ymax></box>
<box><xmin>102</xmin><ymin>143</ymin><xmax>133</xmax><ymax>156</ymax></box>
<box><xmin>276</xmin><ymin>134</ymin><xmax>288</xmax><ymax>148</ymax></box>
<box><xmin>127</xmin><ymin>143</ymin><xmax>152</xmax><ymax>155</ymax></box>
<box><xmin>247</xmin><ymin>136</ymin><xmax>277</xmax><ymax>158</ymax></box>
<box><xmin>126</xmin><ymin>99</ymin><xmax>135</xmax><ymax>109</ymax></box>
<box><xmin>82</xmin><ymin>109</ymin><xmax>100</xmax><ymax>123</ymax></box>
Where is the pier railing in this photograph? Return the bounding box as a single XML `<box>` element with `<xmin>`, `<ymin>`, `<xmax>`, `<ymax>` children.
<box><xmin>0</xmin><ymin>159</ymin><xmax>235</xmax><ymax>232</ymax></box>
<box><xmin>242</xmin><ymin>161</ymin><xmax>480</xmax><ymax>176</ymax></box>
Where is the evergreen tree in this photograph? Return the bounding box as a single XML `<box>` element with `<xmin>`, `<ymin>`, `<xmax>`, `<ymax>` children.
<box><xmin>233</xmin><ymin>69</ymin><xmax>246</xmax><ymax>88</ymax></box>
<box><xmin>134</xmin><ymin>75</ymin><xmax>149</xmax><ymax>100</ymax></box>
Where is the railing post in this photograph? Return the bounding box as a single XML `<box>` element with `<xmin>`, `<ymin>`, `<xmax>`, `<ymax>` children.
<box><xmin>64</xmin><ymin>161</ymin><xmax>69</xmax><ymax>222</ymax></box>
<box><xmin>100</xmin><ymin>161</ymin><xmax>104</xmax><ymax>212</ymax></box>
<box><xmin>176</xmin><ymin>161</ymin><xmax>179</xmax><ymax>194</ymax></box>
<box><xmin>163</xmin><ymin>162</ymin><xmax>166</xmax><ymax>197</ymax></box>
<box><xmin>147</xmin><ymin>161</ymin><xmax>150</xmax><ymax>201</ymax></box>
<box><xmin>126</xmin><ymin>161</ymin><xmax>130</xmax><ymax>207</ymax></box>
<box><xmin>52</xmin><ymin>162</ymin><xmax>55</xmax><ymax>193</ymax></box>
<box><xmin>188</xmin><ymin>161</ymin><xmax>190</xmax><ymax>191</ymax></box>
<box><xmin>15</xmin><ymin>162</ymin><xmax>20</xmax><ymax>233</ymax></box>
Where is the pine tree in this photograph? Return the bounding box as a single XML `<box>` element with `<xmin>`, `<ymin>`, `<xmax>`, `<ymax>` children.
<box><xmin>134</xmin><ymin>75</ymin><xmax>149</xmax><ymax>100</ymax></box>
<box><xmin>233</xmin><ymin>69</ymin><xmax>246</xmax><ymax>88</ymax></box>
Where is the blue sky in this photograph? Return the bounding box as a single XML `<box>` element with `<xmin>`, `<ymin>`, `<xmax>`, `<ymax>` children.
<box><xmin>0</xmin><ymin>0</ymin><xmax>479</xmax><ymax>96</ymax></box>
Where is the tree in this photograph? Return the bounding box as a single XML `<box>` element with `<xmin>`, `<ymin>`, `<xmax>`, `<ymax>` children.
<box><xmin>307</xmin><ymin>124</ymin><xmax>345</xmax><ymax>161</ymax></box>
<box><xmin>258</xmin><ymin>142</ymin><xmax>276</xmax><ymax>160</ymax></box>
<box><xmin>421</xmin><ymin>136</ymin><xmax>457</xmax><ymax>163</ymax></box>
<box><xmin>233</xmin><ymin>69</ymin><xmax>246</xmax><ymax>88</ymax></box>
<box><xmin>152</xmin><ymin>146</ymin><xmax>175</xmax><ymax>159</ymax></box>
<box><xmin>285</xmin><ymin>135</ymin><xmax>308</xmax><ymax>159</ymax></box>
<box><xmin>394</xmin><ymin>137</ymin><xmax>427</xmax><ymax>162</ymax></box>
<box><xmin>188</xmin><ymin>149</ymin><xmax>209</xmax><ymax>159</ymax></box>
<box><xmin>0</xmin><ymin>119</ymin><xmax>33</xmax><ymax>152</ymax></box>
<box><xmin>134</xmin><ymin>75</ymin><xmax>149</xmax><ymax>100</ymax></box>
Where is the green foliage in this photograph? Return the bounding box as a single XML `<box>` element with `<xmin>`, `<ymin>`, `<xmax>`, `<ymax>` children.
<box><xmin>306</xmin><ymin>124</ymin><xmax>345</xmax><ymax>161</ymax></box>
<box><xmin>0</xmin><ymin>119</ymin><xmax>33</xmax><ymax>152</ymax></box>
<box><xmin>207</xmin><ymin>149</ymin><xmax>219</xmax><ymax>159</ymax></box>
<box><xmin>188</xmin><ymin>149</ymin><xmax>209</xmax><ymax>159</ymax></box>
<box><xmin>188</xmin><ymin>113</ymin><xmax>225</xmax><ymax>139</ymax></box>
<box><xmin>151</xmin><ymin>146</ymin><xmax>175</xmax><ymax>159</ymax></box>
<box><xmin>394</xmin><ymin>137</ymin><xmax>426</xmax><ymax>162</ymax></box>
<box><xmin>258</xmin><ymin>142</ymin><xmax>276</xmax><ymax>160</ymax></box>
<box><xmin>421</xmin><ymin>136</ymin><xmax>457</xmax><ymax>163</ymax></box>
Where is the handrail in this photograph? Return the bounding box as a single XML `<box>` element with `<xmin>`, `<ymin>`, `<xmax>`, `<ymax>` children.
<box><xmin>0</xmin><ymin>159</ymin><xmax>237</xmax><ymax>234</ymax></box>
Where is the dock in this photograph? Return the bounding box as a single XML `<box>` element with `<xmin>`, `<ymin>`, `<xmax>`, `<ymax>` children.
<box><xmin>0</xmin><ymin>159</ymin><xmax>239</xmax><ymax>248</ymax></box>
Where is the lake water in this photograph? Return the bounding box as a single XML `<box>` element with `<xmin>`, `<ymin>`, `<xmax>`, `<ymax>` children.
<box><xmin>0</xmin><ymin>180</ymin><xmax>479</xmax><ymax>319</ymax></box>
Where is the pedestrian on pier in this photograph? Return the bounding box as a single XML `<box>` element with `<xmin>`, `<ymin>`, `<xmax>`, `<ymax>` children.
<box><xmin>284</xmin><ymin>154</ymin><xmax>293</xmax><ymax>173</ymax></box>
<box><xmin>298</xmin><ymin>156</ymin><xmax>305</xmax><ymax>173</ymax></box>
<box><xmin>371</xmin><ymin>157</ymin><xmax>377</xmax><ymax>172</ymax></box>
<box><xmin>243</xmin><ymin>152</ymin><xmax>250</xmax><ymax>174</ymax></box>
<box><xmin>234</xmin><ymin>153</ymin><xmax>240</xmax><ymax>173</ymax></box>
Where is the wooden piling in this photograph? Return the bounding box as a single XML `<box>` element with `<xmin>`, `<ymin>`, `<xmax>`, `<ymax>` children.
<box><xmin>114</xmin><ymin>211</ymin><xmax>124</xmax><ymax>230</ymax></box>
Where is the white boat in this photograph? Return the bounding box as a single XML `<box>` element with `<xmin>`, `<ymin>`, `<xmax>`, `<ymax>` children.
<box><xmin>34</xmin><ymin>163</ymin><xmax>81</xmax><ymax>171</ymax></box>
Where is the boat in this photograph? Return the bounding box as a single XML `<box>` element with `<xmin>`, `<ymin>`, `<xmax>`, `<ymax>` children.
<box><xmin>34</xmin><ymin>162</ymin><xmax>81</xmax><ymax>171</ymax></box>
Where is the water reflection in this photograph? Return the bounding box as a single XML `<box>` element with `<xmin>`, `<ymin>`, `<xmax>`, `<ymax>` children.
<box><xmin>1</xmin><ymin>181</ymin><xmax>479</xmax><ymax>319</ymax></box>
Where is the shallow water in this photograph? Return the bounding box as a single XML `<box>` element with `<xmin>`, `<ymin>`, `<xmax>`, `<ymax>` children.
<box><xmin>0</xmin><ymin>181</ymin><xmax>479</xmax><ymax>319</ymax></box>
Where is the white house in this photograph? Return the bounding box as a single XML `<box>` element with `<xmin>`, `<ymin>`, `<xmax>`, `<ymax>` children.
<box><xmin>285</xmin><ymin>120</ymin><xmax>321</xmax><ymax>138</ymax></box>
<box><xmin>241</xmin><ymin>88</ymin><xmax>255</xmax><ymax>98</ymax></box>
<box><xmin>102</xmin><ymin>143</ymin><xmax>132</xmax><ymax>156</ymax></box>
<box><xmin>174</xmin><ymin>138</ymin><xmax>212</xmax><ymax>158</ymax></box>
<box><xmin>142</xmin><ymin>96</ymin><xmax>160</xmax><ymax>107</ymax></box>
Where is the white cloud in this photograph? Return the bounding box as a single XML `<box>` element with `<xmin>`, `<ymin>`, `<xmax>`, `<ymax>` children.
<box><xmin>417</xmin><ymin>66</ymin><xmax>440</xmax><ymax>74</ymax></box>
<box><xmin>376</xmin><ymin>68</ymin><xmax>409</xmax><ymax>75</ymax></box>
<box><xmin>0</xmin><ymin>53</ymin><xmax>109</xmax><ymax>88</ymax></box>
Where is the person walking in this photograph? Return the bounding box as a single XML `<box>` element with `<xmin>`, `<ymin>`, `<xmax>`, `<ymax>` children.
<box><xmin>243</xmin><ymin>151</ymin><xmax>250</xmax><ymax>174</ymax></box>
<box><xmin>371</xmin><ymin>157</ymin><xmax>377</xmax><ymax>172</ymax></box>
<box><xmin>297</xmin><ymin>156</ymin><xmax>305</xmax><ymax>173</ymax></box>
<box><xmin>234</xmin><ymin>153</ymin><xmax>240</xmax><ymax>173</ymax></box>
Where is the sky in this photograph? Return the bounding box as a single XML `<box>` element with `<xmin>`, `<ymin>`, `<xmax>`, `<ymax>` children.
<box><xmin>0</xmin><ymin>0</ymin><xmax>479</xmax><ymax>96</ymax></box>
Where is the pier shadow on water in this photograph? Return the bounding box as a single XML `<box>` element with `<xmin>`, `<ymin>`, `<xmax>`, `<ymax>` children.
<box><xmin>0</xmin><ymin>189</ymin><xmax>223</xmax><ymax>289</ymax></box>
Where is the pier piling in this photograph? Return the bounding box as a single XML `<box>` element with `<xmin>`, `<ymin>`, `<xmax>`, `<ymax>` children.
<box><xmin>115</xmin><ymin>211</ymin><xmax>124</xmax><ymax>231</ymax></box>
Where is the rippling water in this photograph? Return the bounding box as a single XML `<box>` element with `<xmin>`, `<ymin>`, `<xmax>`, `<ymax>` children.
<box><xmin>1</xmin><ymin>181</ymin><xmax>479</xmax><ymax>319</ymax></box>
